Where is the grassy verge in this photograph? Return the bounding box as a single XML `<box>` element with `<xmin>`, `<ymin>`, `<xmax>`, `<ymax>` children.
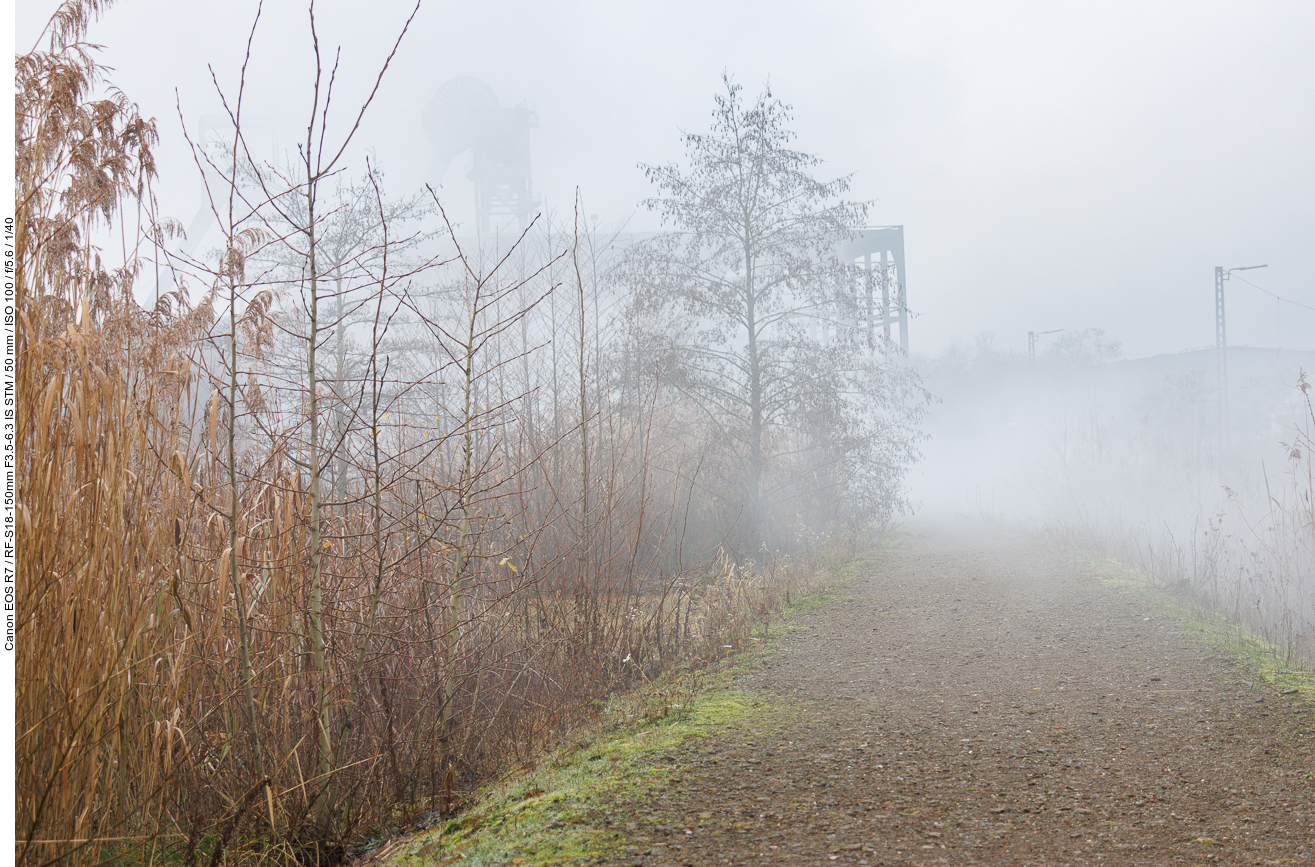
<box><xmin>1077</xmin><ymin>554</ymin><xmax>1315</xmax><ymax>704</ymax></box>
<box><xmin>360</xmin><ymin>564</ymin><xmax>856</xmax><ymax>867</ymax></box>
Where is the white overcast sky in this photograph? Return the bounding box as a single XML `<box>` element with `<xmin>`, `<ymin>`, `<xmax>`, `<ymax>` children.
<box><xmin>15</xmin><ymin>0</ymin><xmax>1315</xmax><ymax>358</ymax></box>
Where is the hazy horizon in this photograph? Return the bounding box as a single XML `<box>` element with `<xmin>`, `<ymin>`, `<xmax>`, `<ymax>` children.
<box><xmin>16</xmin><ymin>0</ymin><xmax>1315</xmax><ymax>359</ymax></box>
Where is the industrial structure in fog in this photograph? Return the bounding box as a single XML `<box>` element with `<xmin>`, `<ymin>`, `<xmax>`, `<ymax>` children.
<box><xmin>839</xmin><ymin>226</ymin><xmax>909</xmax><ymax>354</ymax></box>
<box><xmin>423</xmin><ymin>77</ymin><xmax>539</xmax><ymax>234</ymax></box>
<box><xmin>420</xmin><ymin>80</ymin><xmax>911</xmax><ymax>355</ymax></box>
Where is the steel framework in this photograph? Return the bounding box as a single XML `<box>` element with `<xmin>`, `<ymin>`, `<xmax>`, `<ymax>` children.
<box><xmin>837</xmin><ymin>226</ymin><xmax>909</xmax><ymax>354</ymax></box>
<box><xmin>423</xmin><ymin>77</ymin><xmax>539</xmax><ymax>234</ymax></box>
<box><xmin>1214</xmin><ymin>263</ymin><xmax>1267</xmax><ymax>450</ymax></box>
<box><xmin>1216</xmin><ymin>265</ymin><xmax>1228</xmax><ymax>448</ymax></box>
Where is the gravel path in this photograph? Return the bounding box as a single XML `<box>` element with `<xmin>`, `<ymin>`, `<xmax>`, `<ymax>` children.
<box><xmin>603</xmin><ymin>527</ymin><xmax>1315</xmax><ymax>866</ymax></box>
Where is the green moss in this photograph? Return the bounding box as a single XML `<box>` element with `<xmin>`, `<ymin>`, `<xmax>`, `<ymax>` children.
<box><xmin>375</xmin><ymin>687</ymin><xmax>785</xmax><ymax>866</ymax></box>
<box><xmin>782</xmin><ymin>589</ymin><xmax>836</xmax><ymax>616</ymax></box>
<box><xmin>372</xmin><ymin>555</ymin><xmax>856</xmax><ymax>867</ymax></box>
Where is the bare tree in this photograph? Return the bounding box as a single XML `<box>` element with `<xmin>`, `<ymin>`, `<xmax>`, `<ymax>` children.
<box><xmin>402</xmin><ymin>194</ymin><xmax>561</xmax><ymax>769</ymax></box>
<box><xmin>213</xmin><ymin>0</ymin><xmax>422</xmax><ymax>835</ymax></box>
<box><xmin>18</xmin><ymin>5</ymin><xmax>897</xmax><ymax>856</ymax></box>
<box><xmin>254</xmin><ymin>168</ymin><xmax>436</xmax><ymax>497</ymax></box>
<box><xmin>624</xmin><ymin>74</ymin><xmax>925</xmax><ymax>549</ymax></box>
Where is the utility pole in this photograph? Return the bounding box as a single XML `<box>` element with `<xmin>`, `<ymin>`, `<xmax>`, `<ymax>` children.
<box><xmin>1215</xmin><ymin>266</ymin><xmax>1227</xmax><ymax>452</ymax></box>
<box><xmin>1029</xmin><ymin>329</ymin><xmax>1062</xmax><ymax>369</ymax></box>
<box><xmin>1214</xmin><ymin>263</ymin><xmax>1267</xmax><ymax>453</ymax></box>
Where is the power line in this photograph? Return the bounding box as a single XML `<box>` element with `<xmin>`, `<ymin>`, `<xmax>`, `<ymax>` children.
<box><xmin>1231</xmin><ymin>273</ymin><xmax>1315</xmax><ymax>313</ymax></box>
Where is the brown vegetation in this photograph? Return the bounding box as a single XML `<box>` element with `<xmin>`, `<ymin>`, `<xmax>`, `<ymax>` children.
<box><xmin>15</xmin><ymin>4</ymin><xmax>926</xmax><ymax>865</ymax></box>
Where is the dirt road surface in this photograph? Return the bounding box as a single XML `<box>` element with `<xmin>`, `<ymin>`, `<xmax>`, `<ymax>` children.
<box><xmin>602</xmin><ymin>527</ymin><xmax>1315</xmax><ymax>866</ymax></box>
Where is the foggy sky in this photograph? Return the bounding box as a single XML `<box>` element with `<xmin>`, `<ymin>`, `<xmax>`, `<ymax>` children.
<box><xmin>16</xmin><ymin>0</ymin><xmax>1315</xmax><ymax>359</ymax></box>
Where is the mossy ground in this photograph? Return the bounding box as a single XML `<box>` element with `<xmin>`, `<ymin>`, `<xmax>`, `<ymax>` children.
<box><xmin>366</xmin><ymin>535</ymin><xmax>1313</xmax><ymax>866</ymax></box>
<box><xmin>367</xmin><ymin>573</ymin><xmax>848</xmax><ymax>866</ymax></box>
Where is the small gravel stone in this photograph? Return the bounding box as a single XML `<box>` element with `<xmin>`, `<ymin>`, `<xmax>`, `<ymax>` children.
<box><xmin>587</xmin><ymin>528</ymin><xmax>1315</xmax><ymax>865</ymax></box>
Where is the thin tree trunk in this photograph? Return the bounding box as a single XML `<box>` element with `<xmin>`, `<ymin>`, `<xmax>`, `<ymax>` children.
<box><xmin>744</xmin><ymin>231</ymin><xmax>763</xmax><ymax>553</ymax></box>
<box><xmin>574</xmin><ymin>197</ymin><xmax>590</xmax><ymax>581</ymax></box>
<box><xmin>229</xmin><ymin>270</ymin><xmax>266</xmax><ymax>781</ymax></box>
<box><xmin>441</xmin><ymin>275</ymin><xmax>479</xmax><ymax>763</ymax></box>
<box><xmin>306</xmin><ymin>191</ymin><xmax>333</xmax><ymax>829</ymax></box>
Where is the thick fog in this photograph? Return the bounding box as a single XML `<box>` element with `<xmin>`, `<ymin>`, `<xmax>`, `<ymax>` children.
<box><xmin>17</xmin><ymin>0</ymin><xmax>1315</xmax><ymax>359</ymax></box>
<box><xmin>17</xmin><ymin>4</ymin><xmax>1315</xmax><ymax>852</ymax></box>
<box><xmin>19</xmin><ymin>1</ymin><xmax>1315</xmax><ymax>609</ymax></box>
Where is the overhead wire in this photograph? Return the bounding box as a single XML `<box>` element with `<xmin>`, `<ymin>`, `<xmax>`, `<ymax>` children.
<box><xmin>1230</xmin><ymin>272</ymin><xmax>1315</xmax><ymax>313</ymax></box>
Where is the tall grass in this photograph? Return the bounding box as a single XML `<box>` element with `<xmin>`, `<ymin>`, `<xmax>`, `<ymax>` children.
<box><xmin>1128</xmin><ymin>380</ymin><xmax>1314</xmax><ymax>663</ymax></box>
<box><xmin>15</xmin><ymin>5</ymin><xmax>903</xmax><ymax>864</ymax></box>
<box><xmin>1040</xmin><ymin>374</ymin><xmax>1315</xmax><ymax>666</ymax></box>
